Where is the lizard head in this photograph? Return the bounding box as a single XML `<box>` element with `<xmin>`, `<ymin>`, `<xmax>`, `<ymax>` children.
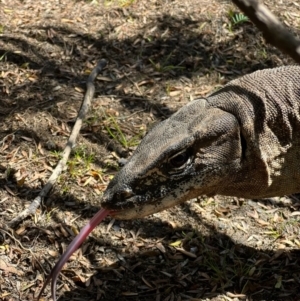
<box><xmin>38</xmin><ymin>98</ymin><xmax>245</xmax><ymax>301</ymax></box>
<box><xmin>102</xmin><ymin>98</ymin><xmax>243</xmax><ymax>219</ymax></box>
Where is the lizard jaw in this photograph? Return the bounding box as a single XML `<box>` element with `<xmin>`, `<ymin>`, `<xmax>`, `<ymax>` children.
<box><xmin>101</xmin><ymin>183</ymin><xmax>173</xmax><ymax>219</ymax></box>
<box><xmin>101</xmin><ymin>195</ymin><xmax>164</xmax><ymax>220</ymax></box>
<box><xmin>102</xmin><ymin>185</ymin><xmax>199</xmax><ymax>220</ymax></box>
<box><xmin>104</xmin><ymin>199</ymin><xmax>180</xmax><ymax>220</ymax></box>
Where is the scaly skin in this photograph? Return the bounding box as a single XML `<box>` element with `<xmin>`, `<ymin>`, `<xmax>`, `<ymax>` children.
<box><xmin>39</xmin><ymin>66</ymin><xmax>300</xmax><ymax>301</ymax></box>
<box><xmin>101</xmin><ymin>66</ymin><xmax>300</xmax><ymax>219</ymax></box>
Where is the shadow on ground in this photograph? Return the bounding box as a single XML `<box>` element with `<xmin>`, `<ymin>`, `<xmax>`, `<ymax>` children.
<box><xmin>1</xmin><ymin>1</ymin><xmax>299</xmax><ymax>301</ymax></box>
<box><xmin>42</xmin><ymin>210</ymin><xmax>300</xmax><ymax>301</ymax></box>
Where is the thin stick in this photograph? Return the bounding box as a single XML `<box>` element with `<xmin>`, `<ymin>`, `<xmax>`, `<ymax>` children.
<box><xmin>8</xmin><ymin>59</ymin><xmax>107</xmax><ymax>228</ymax></box>
<box><xmin>231</xmin><ymin>0</ymin><xmax>300</xmax><ymax>63</ymax></box>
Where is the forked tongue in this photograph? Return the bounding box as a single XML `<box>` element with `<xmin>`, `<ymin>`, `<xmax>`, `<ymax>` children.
<box><xmin>38</xmin><ymin>208</ymin><xmax>110</xmax><ymax>300</ymax></box>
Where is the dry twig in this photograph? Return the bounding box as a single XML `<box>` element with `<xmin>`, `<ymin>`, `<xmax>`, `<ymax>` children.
<box><xmin>231</xmin><ymin>0</ymin><xmax>300</xmax><ymax>63</ymax></box>
<box><xmin>8</xmin><ymin>59</ymin><xmax>107</xmax><ymax>228</ymax></box>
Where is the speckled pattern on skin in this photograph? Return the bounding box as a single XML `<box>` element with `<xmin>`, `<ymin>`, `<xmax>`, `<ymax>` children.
<box><xmin>102</xmin><ymin>66</ymin><xmax>300</xmax><ymax>219</ymax></box>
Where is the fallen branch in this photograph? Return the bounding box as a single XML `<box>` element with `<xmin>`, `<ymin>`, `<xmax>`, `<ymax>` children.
<box><xmin>231</xmin><ymin>0</ymin><xmax>300</xmax><ymax>63</ymax></box>
<box><xmin>8</xmin><ymin>59</ymin><xmax>107</xmax><ymax>228</ymax></box>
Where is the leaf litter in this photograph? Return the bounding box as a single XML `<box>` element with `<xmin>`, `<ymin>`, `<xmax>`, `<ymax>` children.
<box><xmin>0</xmin><ymin>0</ymin><xmax>300</xmax><ymax>300</ymax></box>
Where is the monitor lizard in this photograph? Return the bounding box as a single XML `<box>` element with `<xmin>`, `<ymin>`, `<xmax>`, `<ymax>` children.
<box><xmin>102</xmin><ymin>65</ymin><xmax>300</xmax><ymax>219</ymax></box>
<box><xmin>38</xmin><ymin>65</ymin><xmax>300</xmax><ymax>300</ymax></box>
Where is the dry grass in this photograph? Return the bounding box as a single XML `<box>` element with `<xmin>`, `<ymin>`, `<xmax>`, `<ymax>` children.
<box><xmin>0</xmin><ymin>0</ymin><xmax>300</xmax><ymax>300</ymax></box>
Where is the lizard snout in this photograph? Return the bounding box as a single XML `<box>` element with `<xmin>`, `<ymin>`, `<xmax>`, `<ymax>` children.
<box><xmin>101</xmin><ymin>184</ymin><xmax>140</xmax><ymax>212</ymax></box>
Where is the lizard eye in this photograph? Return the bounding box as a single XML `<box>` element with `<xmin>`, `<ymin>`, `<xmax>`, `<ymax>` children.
<box><xmin>169</xmin><ymin>150</ymin><xmax>190</xmax><ymax>169</ymax></box>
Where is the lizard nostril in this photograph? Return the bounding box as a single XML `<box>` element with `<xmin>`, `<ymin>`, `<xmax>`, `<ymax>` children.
<box><xmin>117</xmin><ymin>188</ymin><xmax>133</xmax><ymax>200</ymax></box>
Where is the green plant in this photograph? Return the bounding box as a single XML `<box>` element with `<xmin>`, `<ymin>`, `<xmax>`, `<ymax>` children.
<box><xmin>50</xmin><ymin>150</ymin><xmax>62</xmax><ymax>159</ymax></box>
<box><xmin>231</xmin><ymin>13</ymin><xmax>249</xmax><ymax>26</ymax></box>
<box><xmin>228</xmin><ymin>10</ymin><xmax>249</xmax><ymax>31</ymax></box>
<box><xmin>67</xmin><ymin>146</ymin><xmax>95</xmax><ymax>178</ymax></box>
<box><xmin>0</xmin><ymin>51</ymin><xmax>8</xmax><ymax>61</ymax></box>
<box><xmin>264</xmin><ymin>228</ymin><xmax>282</xmax><ymax>240</ymax></box>
<box><xmin>149</xmin><ymin>52</ymin><xmax>185</xmax><ymax>73</ymax></box>
<box><xmin>74</xmin><ymin>147</ymin><xmax>95</xmax><ymax>167</ymax></box>
<box><xmin>258</xmin><ymin>48</ymin><xmax>268</xmax><ymax>59</ymax></box>
<box><xmin>104</xmin><ymin>0</ymin><xmax>135</xmax><ymax>7</ymax></box>
<box><xmin>45</xmin><ymin>207</ymin><xmax>58</xmax><ymax>223</ymax></box>
<box><xmin>165</xmin><ymin>83</ymin><xmax>171</xmax><ymax>95</ymax></box>
<box><xmin>104</xmin><ymin>115</ymin><xmax>144</xmax><ymax>148</ymax></box>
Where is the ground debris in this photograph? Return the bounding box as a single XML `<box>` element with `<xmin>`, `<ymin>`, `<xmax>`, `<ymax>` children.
<box><xmin>0</xmin><ymin>0</ymin><xmax>299</xmax><ymax>300</ymax></box>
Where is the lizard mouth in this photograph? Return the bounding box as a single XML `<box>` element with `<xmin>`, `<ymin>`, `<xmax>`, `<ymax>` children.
<box><xmin>104</xmin><ymin>203</ymin><xmax>164</xmax><ymax>219</ymax></box>
<box><xmin>101</xmin><ymin>169</ymin><xmax>202</xmax><ymax>220</ymax></box>
<box><xmin>101</xmin><ymin>194</ymin><xmax>158</xmax><ymax>219</ymax></box>
<box><xmin>102</xmin><ymin>186</ymin><xmax>193</xmax><ymax>220</ymax></box>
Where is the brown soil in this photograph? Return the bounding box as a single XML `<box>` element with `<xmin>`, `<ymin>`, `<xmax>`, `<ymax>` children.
<box><xmin>0</xmin><ymin>0</ymin><xmax>300</xmax><ymax>300</ymax></box>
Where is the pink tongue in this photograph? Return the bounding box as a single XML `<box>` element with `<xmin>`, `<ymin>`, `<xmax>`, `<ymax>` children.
<box><xmin>38</xmin><ymin>208</ymin><xmax>110</xmax><ymax>301</ymax></box>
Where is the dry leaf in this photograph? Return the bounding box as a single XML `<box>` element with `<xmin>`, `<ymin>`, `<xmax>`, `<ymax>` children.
<box><xmin>175</xmin><ymin>247</ymin><xmax>197</xmax><ymax>258</ymax></box>
<box><xmin>169</xmin><ymin>90</ymin><xmax>181</xmax><ymax>96</ymax></box>
<box><xmin>156</xmin><ymin>242</ymin><xmax>166</xmax><ymax>253</ymax></box>
<box><xmin>4</xmin><ymin>185</ymin><xmax>16</xmax><ymax>196</ymax></box>
<box><xmin>15</xmin><ymin>226</ymin><xmax>27</xmax><ymax>235</ymax></box>
<box><xmin>169</xmin><ymin>240</ymin><xmax>182</xmax><ymax>247</ymax></box>
<box><xmin>0</xmin><ymin>259</ymin><xmax>24</xmax><ymax>276</ymax></box>
<box><xmin>97</xmin><ymin>76</ymin><xmax>113</xmax><ymax>82</ymax></box>
<box><xmin>256</xmin><ymin>219</ymin><xmax>269</xmax><ymax>226</ymax></box>
<box><xmin>247</xmin><ymin>210</ymin><xmax>259</xmax><ymax>219</ymax></box>
<box><xmin>17</xmin><ymin>176</ymin><xmax>27</xmax><ymax>187</ymax></box>
<box><xmin>142</xmin><ymin>276</ymin><xmax>153</xmax><ymax>288</ymax></box>
<box><xmin>48</xmin><ymin>250</ymin><xmax>59</xmax><ymax>257</ymax></box>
